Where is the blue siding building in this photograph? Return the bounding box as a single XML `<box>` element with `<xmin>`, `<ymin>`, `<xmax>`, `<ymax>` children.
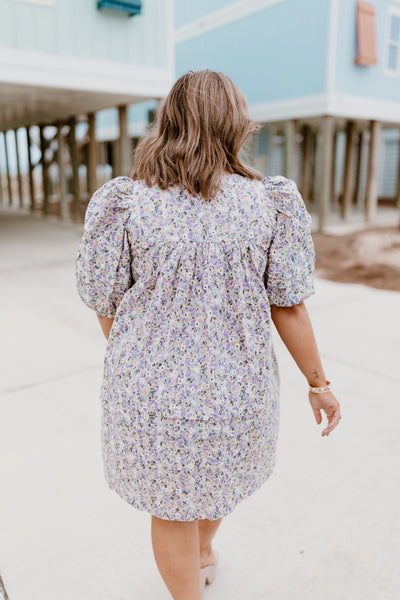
<box><xmin>175</xmin><ymin>0</ymin><xmax>331</xmax><ymax>106</ymax></box>
<box><xmin>92</xmin><ymin>0</ymin><xmax>400</xmax><ymax>230</ymax></box>
<box><xmin>173</xmin><ymin>0</ymin><xmax>400</xmax><ymax>230</ymax></box>
<box><xmin>2</xmin><ymin>0</ymin><xmax>398</xmax><ymax>231</ymax></box>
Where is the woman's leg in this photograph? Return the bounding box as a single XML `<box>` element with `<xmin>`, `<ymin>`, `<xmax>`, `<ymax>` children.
<box><xmin>151</xmin><ymin>515</ymin><xmax>202</xmax><ymax>600</ymax></box>
<box><xmin>198</xmin><ymin>518</ymin><xmax>223</xmax><ymax>568</ymax></box>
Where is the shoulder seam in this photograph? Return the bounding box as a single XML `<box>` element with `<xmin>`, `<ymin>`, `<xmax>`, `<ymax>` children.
<box><xmin>261</xmin><ymin>175</ymin><xmax>295</xmax><ymax>217</ymax></box>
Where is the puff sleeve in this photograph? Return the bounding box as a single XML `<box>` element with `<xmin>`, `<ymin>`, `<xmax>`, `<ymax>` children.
<box><xmin>263</xmin><ymin>176</ymin><xmax>316</xmax><ymax>307</ymax></box>
<box><xmin>75</xmin><ymin>176</ymin><xmax>135</xmax><ymax>318</ymax></box>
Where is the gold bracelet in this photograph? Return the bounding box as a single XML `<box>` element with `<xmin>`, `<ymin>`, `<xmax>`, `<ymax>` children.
<box><xmin>309</xmin><ymin>380</ymin><xmax>332</xmax><ymax>393</ymax></box>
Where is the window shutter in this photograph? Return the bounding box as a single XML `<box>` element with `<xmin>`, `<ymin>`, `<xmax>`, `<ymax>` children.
<box><xmin>354</xmin><ymin>1</ymin><xmax>378</xmax><ymax>66</ymax></box>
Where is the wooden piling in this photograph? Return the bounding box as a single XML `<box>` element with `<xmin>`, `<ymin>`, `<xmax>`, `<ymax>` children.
<box><xmin>87</xmin><ymin>112</ymin><xmax>98</xmax><ymax>196</ymax></box>
<box><xmin>14</xmin><ymin>129</ymin><xmax>24</xmax><ymax>208</ymax></box>
<box><xmin>354</xmin><ymin>130</ymin><xmax>366</xmax><ymax>211</ymax></box>
<box><xmin>342</xmin><ymin>120</ymin><xmax>357</xmax><ymax>219</ymax></box>
<box><xmin>331</xmin><ymin>128</ymin><xmax>339</xmax><ymax>210</ymax></box>
<box><xmin>0</xmin><ymin>134</ymin><xmax>3</xmax><ymax>206</ymax></box>
<box><xmin>365</xmin><ymin>120</ymin><xmax>381</xmax><ymax>222</ymax></box>
<box><xmin>268</xmin><ymin>125</ymin><xmax>278</xmax><ymax>174</ymax></box>
<box><xmin>25</xmin><ymin>126</ymin><xmax>35</xmax><ymax>211</ymax></box>
<box><xmin>300</xmin><ymin>124</ymin><xmax>312</xmax><ymax>208</ymax></box>
<box><xmin>4</xmin><ymin>131</ymin><xmax>13</xmax><ymax>207</ymax></box>
<box><xmin>284</xmin><ymin>119</ymin><xmax>296</xmax><ymax>181</ymax></box>
<box><xmin>396</xmin><ymin>129</ymin><xmax>400</xmax><ymax>209</ymax></box>
<box><xmin>67</xmin><ymin>117</ymin><xmax>81</xmax><ymax>221</ymax></box>
<box><xmin>319</xmin><ymin>116</ymin><xmax>334</xmax><ymax>232</ymax></box>
<box><xmin>57</xmin><ymin>122</ymin><xmax>68</xmax><ymax>220</ymax></box>
<box><xmin>118</xmin><ymin>104</ymin><xmax>130</xmax><ymax>177</ymax></box>
<box><xmin>39</xmin><ymin>125</ymin><xmax>49</xmax><ymax>215</ymax></box>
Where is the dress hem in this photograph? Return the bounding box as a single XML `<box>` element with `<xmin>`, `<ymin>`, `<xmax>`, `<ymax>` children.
<box><xmin>103</xmin><ymin>460</ymin><xmax>276</xmax><ymax>522</ymax></box>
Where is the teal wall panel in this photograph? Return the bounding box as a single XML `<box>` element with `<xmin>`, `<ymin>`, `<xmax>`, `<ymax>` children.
<box><xmin>175</xmin><ymin>0</ymin><xmax>330</xmax><ymax>104</ymax></box>
<box><xmin>14</xmin><ymin>4</ymin><xmax>37</xmax><ymax>51</ymax></box>
<box><xmin>0</xmin><ymin>0</ymin><xmax>170</xmax><ymax>69</ymax></box>
<box><xmin>0</xmin><ymin>0</ymin><xmax>15</xmax><ymax>46</ymax></box>
<box><xmin>174</xmin><ymin>0</ymin><xmax>237</xmax><ymax>28</ymax></box>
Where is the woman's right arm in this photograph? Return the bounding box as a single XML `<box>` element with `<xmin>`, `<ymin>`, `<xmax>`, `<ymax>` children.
<box><xmin>270</xmin><ymin>301</ymin><xmax>341</xmax><ymax>437</ymax></box>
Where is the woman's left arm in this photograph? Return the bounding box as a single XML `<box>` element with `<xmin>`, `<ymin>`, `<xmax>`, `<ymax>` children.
<box><xmin>270</xmin><ymin>301</ymin><xmax>341</xmax><ymax>437</ymax></box>
<box><xmin>97</xmin><ymin>315</ymin><xmax>114</xmax><ymax>340</ymax></box>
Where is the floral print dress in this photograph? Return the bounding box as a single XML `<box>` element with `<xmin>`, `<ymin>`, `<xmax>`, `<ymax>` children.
<box><xmin>75</xmin><ymin>173</ymin><xmax>315</xmax><ymax>521</ymax></box>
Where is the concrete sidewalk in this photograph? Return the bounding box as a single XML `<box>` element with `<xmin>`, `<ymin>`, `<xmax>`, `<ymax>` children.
<box><xmin>0</xmin><ymin>209</ymin><xmax>399</xmax><ymax>600</ymax></box>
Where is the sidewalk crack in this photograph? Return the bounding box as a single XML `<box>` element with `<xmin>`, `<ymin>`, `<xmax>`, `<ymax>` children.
<box><xmin>0</xmin><ymin>574</ymin><xmax>9</xmax><ymax>600</ymax></box>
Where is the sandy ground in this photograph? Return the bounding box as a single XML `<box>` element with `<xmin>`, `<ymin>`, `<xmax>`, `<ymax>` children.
<box><xmin>0</xmin><ymin>210</ymin><xmax>399</xmax><ymax>600</ymax></box>
<box><xmin>313</xmin><ymin>225</ymin><xmax>400</xmax><ymax>292</ymax></box>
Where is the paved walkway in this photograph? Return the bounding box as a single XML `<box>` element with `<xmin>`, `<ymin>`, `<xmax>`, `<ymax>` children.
<box><xmin>0</xmin><ymin>209</ymin><xmax>399</xmax><ymax>600</ymax></box>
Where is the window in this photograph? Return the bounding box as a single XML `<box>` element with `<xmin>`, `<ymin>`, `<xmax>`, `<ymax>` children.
<box><xmin>97</xmin><ymin>1</ymin><xmax>142</xmax><ymax>17</ymax></box>
<box><xmin>354</xmin><ymin>1</ymin><xmax>378</xmax><ymax>66</ymax></box>
<box><xmin>386</xmin><ymin>7</ymin><xmax>400</xmax><ymax>75</ymax></box>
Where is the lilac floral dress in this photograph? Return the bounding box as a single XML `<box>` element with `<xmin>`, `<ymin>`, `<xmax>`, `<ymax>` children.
<box><xmin>75</xmin><ymin>173</ymin><xmax>315</xmax><ymax>521</ymax></box>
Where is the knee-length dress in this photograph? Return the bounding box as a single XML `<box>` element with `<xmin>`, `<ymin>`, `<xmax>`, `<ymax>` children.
<box><xmin>75</xmin><ymin>173</ymin><xmax>315</xmax><ymax>521</ymax></box>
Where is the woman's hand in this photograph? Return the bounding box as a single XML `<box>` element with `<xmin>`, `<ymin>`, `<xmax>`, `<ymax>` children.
<box><xmin>270</xmin><ymin>303</ymin><xmax>342</xmax><ymax>438</ymax></box>
<box><xmin>308</xmin><ymin>390</ymin><xmax>341</xmax><ymax>437</ymax></box>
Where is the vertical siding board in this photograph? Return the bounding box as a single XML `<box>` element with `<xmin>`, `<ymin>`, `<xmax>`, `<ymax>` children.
<box><xmin>380</xmin><ymin>133</ymin><xmax>400</xmax><ymax>198</ymax></box>
<box><xmin>74</xmin><ymin>0</ymin><xmax>97</xmax><ymax>60</ymax></box>
<box><xmin>131</xmin><ymin>9</ymin><xmax>146</xmax><ymax>66</ymax></box>
<box><xmin>14</xmin><ymin>4</ymin><xmax>35</xmax><ymax>50</ymax></box>
<box><xmin>92</xmin><ymin>5</ymin><xmax>112</xmax><ymax>61</ymax></box>
<box><xmin>0</xmin><ymin>0</ymin><xmax>15</xmax><ymax>46</ymax></box>
<box><xmin>34</xmin><ymin>6</ymin><xmax>57</xmax><ymax>54</ymax></box>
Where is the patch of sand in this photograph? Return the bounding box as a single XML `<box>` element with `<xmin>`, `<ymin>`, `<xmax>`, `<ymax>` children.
<box><xmin>313</xmin><ymin>226</ymin><xmax>400</xmax><ymax>291</ymax></box>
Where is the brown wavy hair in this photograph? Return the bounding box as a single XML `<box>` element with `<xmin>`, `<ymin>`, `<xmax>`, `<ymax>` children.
<box><xmin>130</xmin><ymin>69</ymin><xmax>262</xmax><ymax>199</ymax></box>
